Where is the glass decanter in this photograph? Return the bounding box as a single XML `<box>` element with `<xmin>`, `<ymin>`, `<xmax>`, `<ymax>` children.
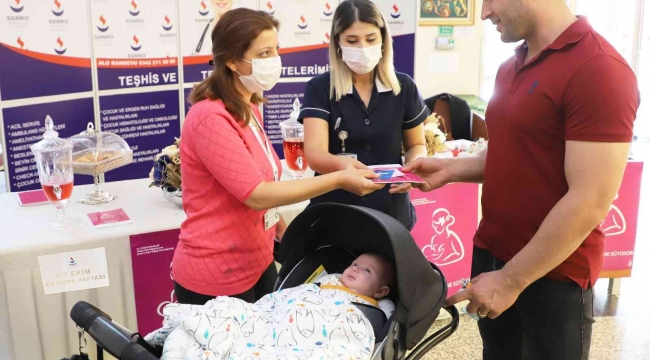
<box><xmin>30</xmin><ymin>116</ymin><xmax>82</xmax><ymax>229</ymax></box>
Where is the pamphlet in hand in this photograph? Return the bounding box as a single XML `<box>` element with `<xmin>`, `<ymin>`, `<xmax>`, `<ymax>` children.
<box><xmin>368</xmin><ymin>164</ymin><xmax>426</xmax><ymax>184</ymax></box>
<box><xmin>87</xmin><ymin>208</ymin><xmax>133</xmax><ymax>229</ymax></box>
<box><xmin>16</xmin><ymin>189</ymin><xmax>50</xmax><ymax>206</ymax></box>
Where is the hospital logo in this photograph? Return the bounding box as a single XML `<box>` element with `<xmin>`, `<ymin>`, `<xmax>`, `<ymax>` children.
<box><xmin>69</xmin><ymin>257</ymin><xmax>77</xmax><ymax>267</ymax></box>
<box><xmin>129</xmin><ymin>0</ymin><xmax>140</xmax><ymax>16</ymax></box>
<box><xmin>390</xmin><ymin>4</ymin><xmax>401</xmax><ymax>18</ymax></box>
<box><xmin>298</xmin><ymin>15</ymin><xmax>308</xmax><ymax>29</ymax></box>
<box><xmin>10</xmin><ymin>0</ymin><xmax>23</xmax><ymax>12</ymax></box>
<box><xmin>131</xmin><ymin>34</ymin><xmax>142</xmax><ymax>51</ymax></box>
<box><xmin>198</xmin><ymin>0</ymin><xmax>209</xmax><ymax>16</ymax></box>
<box><xmin>323</xmin><ymin>2</ymin><xmax>333</xmax><ymax>16</ymax></box>
<box><xmin>323</xmin><ymin>32</ymin><xmax>330</xmax><ymax>44</ymax></box>
<box><xmin>54</xmin><ymin>37</ymin><xmax>66</xmax><ymax>54</ymax></box>
<box><xmin>162</xmin><ymin>15</ymin><xmax>172</xmax><ymax>31</ymax></box>
<box><xmin>97</xmin><ymin>15</ymin><xmax>109</xmax><ymax>32</ymax></box>
<box><xmin>16</xmin><ymin>36</ymin><xmax>24</xmax><ymax>49</ymax></box>
<box><xmin>265</xmin><ymin>1</ymin><xmax>275</xmax><ymax>15</ymax></box>
<box><xmin>51</xmin><ymin>0</ymin><xmax>64</xmax><ymax>16</ymax></box>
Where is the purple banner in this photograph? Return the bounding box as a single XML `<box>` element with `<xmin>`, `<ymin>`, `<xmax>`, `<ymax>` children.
<box><xmin>261</xmin><ymin>82</ymin><xmax>307</xmax><ymax>160</ymax></box>
<box><xmin>279</xmin><ymin>47</ymin><xmax>330</xmax><ymax>79</ymax></box>
<box><xmin>183</xmin><ymin>61</ymin><xmax>212</xmax><ymax>84</ymax></box>
<box><xmin>97</xmin><ymin>64</ymin><xmax>179</xmax><ymax>91</ymax></box>
<box><xmin>0</xmin><ymin>45</ymin><xmax>92</xmax><ymax>101</ymax></box>
<box><xmin>1</xmin><ymin>98</ymin><xmax>95</xmax><ymax>192</ymax></box>
<box><xmin>393</xmin><ymin>34</ymin><xmax>415</xmax><ymax>78</ymax></box>
<box><xmin>99</xmin><ymin>90</ymin><xmax>181</xmax><ymax>182</ymax></box>
<box><xmin>130</xmin><ymin>229</ymin><xmax>180</xmax><ymax>335</ymax></box>
<box><xmin>183</xmin><ymin>87</ymin><xmax>193</xmax><ymax>115</ymax></box>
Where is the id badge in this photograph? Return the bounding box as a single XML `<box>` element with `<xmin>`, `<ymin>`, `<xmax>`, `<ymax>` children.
<box><xmin>336</xmin><ymin>153</ymin><xmax>357</xmax><ymax>160</ymax></box>
<box><xmin>264</xmin><ymin>207</ymin><xmax>280</xmax><ymax>231</ymax></box>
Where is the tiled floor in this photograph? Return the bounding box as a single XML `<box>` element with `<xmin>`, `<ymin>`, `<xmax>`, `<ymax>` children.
<box><xmin>418</xmin><ymin>137</ymin><xmax>650</xmax><ymax>359</ymax></box>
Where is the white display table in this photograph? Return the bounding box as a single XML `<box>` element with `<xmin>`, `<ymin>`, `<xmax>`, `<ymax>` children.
<box><xmin>0</xmin><ymin>173</ymin><xmax>309</xmax><ymax>360</ymax></box>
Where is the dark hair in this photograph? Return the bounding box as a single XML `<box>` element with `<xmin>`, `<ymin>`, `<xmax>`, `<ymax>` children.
<box><xmin>189</xmin><ymin>8</ymin><xmax>279</xmax><ymax>126</ymax></box>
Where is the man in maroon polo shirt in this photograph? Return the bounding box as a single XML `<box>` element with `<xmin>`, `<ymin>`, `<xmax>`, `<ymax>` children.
<box><xmin>404</xmin><ymin>0</ymin><xmax>639</xmax><ymax>359</ymax></box>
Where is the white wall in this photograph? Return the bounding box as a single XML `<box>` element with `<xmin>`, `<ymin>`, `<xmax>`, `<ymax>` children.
<box><xmin>414</xmin><ymin>0</ymin><xmax>485</xmax><ymax>99</ymax></box>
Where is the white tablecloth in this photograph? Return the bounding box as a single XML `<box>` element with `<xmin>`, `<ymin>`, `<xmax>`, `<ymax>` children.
<box><xmin>0</xmin><ymin>174</ymin><xmax>309</xmax><ymax>360</ymax></box>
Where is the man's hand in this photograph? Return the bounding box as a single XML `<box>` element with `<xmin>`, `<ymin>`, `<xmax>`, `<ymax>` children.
<box><xmin>445</xmin><ymin>270</ymin><xmax>525</xmax><ymax>319</ymax></box>
<box><xmin>400</xmin><ymin>157</ymin><xmax>453</xmax><ymax>192</ymax></box>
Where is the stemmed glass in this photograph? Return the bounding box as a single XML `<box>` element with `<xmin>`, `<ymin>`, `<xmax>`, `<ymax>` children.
<box><xmin>30</xmin><ymin>116</ymin><xmax>82</xmax><ymax>229</ymax></box>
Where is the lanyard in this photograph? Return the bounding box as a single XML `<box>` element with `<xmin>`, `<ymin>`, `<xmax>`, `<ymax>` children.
<box><xmin>249</xmin><ymin>113</ymin><xmax>279</xmax><ymax>182</ymax></box>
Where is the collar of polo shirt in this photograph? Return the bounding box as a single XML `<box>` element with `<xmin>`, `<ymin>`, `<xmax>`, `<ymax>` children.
<box><xmin>347</xmin><ymin>77</ymin><xmax>393</xmax><ymax>95</ymax></box>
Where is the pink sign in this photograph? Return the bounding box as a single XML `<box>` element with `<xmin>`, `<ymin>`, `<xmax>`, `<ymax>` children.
<box><xmin>410</xmin><ymin>184</ymin><xmax>480</xmax><ymax>296</ymax></box>
<box><xmin>130</xmin><ymin>229</ymin><xmax>180</xmax><ymax>335</ymax></box>
<box><xmin>87</xmin><ymin>208</ymin><xmax>132</xmax><ymax>228</ymax></box>
<box><xmin>16</xmin><ymin>189</ymin><xmax>49</xmax><ymax>206</ymax></box>
<box><xmin>601</xmin><ymin>161</ymin><xmax>644</xmax><ymax>274</ymax></box>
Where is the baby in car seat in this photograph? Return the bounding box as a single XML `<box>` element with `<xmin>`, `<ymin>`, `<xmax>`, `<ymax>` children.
<box><xmin>315</xmin><ymin>253</ymin><xmax>396</xmax><ymax>318</ymax></box>
<box><xmin>145</xmin><ymin>253</ymin><xmax>397</xmax><ymax>360</ymax></box>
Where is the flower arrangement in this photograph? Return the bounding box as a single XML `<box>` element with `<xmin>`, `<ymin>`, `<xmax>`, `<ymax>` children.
<box><xmin>149</xmin><ymin>138</ymin><xmax>182</xmax><ymax>191</ymax></box>
<box><xmin>423</xmin><ymin>112</ymin><xmax>448</xmax><ymax>156</ymax></box>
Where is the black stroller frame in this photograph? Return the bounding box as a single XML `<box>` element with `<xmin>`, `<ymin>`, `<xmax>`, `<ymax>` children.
<box><xmin>66</xmin><ymin>203</ymin><xmax>459</xmax><ymax>360</ymax></box>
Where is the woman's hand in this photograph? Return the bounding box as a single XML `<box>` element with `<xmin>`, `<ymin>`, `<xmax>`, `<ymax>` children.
<box><xmin>342</xmin><ymin>158</ymin><xmax>369</xmax><ymax>171</ymax></box>
<box><xmin>337</xmin><ymin>169</ymin><xmax>385</xmax><ymax>196</ymax></box>
<box><xmin>389</xmin><ymin>183</ymin><xmax>412</xmax><ymax>194</ymax></box>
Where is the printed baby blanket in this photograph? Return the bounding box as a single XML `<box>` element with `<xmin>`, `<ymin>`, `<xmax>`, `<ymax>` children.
<box><xmin>145</xmin><ymin>283</ymin><xmax>376</xmax><ymax>360</ymax></box>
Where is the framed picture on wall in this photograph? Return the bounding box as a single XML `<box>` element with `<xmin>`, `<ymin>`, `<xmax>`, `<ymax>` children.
<box><xmin>419</xmin><ymin>0</ymin><xmax>475</xmax><ymax>26</ymax></box>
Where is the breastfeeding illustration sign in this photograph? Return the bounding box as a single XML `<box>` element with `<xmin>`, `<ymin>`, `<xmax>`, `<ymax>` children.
<box><xmin>410</xmin><ymin>184</ymin><xmax>479</xmax><ymax>296</ymax></box>
<box><xmin>90</xmin><ymin>0</ymin><xmax>179</xmax><ymax>90</ymax></box>
<box><xmin>130</xmin><ymin>229</ymin><xmax>180</xmax><ymax>336</ymax></box>
<box><xmin>600</xmin><ymin>161</ymin><xmax>644</xmax><ymax>275</ymax></box>
<box><xmin>0</xmin><ymin>0</ymin><xmax>93</xmax><ymax>100</ymax></box>
<box><xmin>180</xmin><ymin>0</ymin><xmax>259</xmax><ymax>84</ymax></box>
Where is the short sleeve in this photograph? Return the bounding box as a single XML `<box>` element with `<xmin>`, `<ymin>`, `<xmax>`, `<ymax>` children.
<box><xmin>298</xmin><ymin>78</ymin><xmax>331</xmax><ymax>123</ymax></box>
<box><xmin>192</xmin><ymin>113</ymin><xmax>265</xmax><ymax>202</ymax></box>
<box><xmin>401</xmin><ymin>74</ymin><xmax>430</xmax><ymax>129</ymax></box>
<box><xmin>564</xmin><ymin>55</ymin><xmax>639</xmax><ymax>142</ymax></box>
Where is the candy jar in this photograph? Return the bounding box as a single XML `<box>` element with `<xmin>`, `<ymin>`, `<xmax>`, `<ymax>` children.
<box><xmin>279</xmin><ymin>98</ymin><xmax>309</xmax><ymax>178</ymax></box>
<box><xmin>30</xmin><ymin>116</ymin><xmax>82</xmax><ymax>229</ymax></box>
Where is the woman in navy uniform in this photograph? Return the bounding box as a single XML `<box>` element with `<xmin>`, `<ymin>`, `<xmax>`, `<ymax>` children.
<box><xmin>299</xmin><ymin>0</ymin><xmax>429</xmax><ymax>230</ymax></box>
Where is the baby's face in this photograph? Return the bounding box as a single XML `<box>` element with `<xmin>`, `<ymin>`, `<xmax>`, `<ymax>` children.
<box><xmin>341</xmin><ymin>254</ymin><xmax>390</xmax><ymax>299</ymax></box>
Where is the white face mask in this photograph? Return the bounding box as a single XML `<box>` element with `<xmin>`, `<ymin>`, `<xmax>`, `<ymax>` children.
<box><xmin>236</xmin><ymin>56</ymin><xmax>282</xmax><ymax>93</ymax></box>
<box><xmin>341</xmin><ymin>44</ymin><xmax>382</xmax><ymax>74</ymax></box>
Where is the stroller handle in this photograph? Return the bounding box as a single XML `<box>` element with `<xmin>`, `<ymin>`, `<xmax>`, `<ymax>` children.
<box><xmin>405</xmin><ymin>306</ymin><xmax>460</xmax><ymax>360</ymax></box>
<box><xmin>70</xmin><ymin>301</ymin><xmax>158</xmax><ymax>360</ymax></box>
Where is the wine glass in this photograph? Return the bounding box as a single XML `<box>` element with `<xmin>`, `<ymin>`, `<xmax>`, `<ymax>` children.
<box><xmin>30</xmin><ymin>116</ymin><xmax>82</xmax><ymax>229</ymax></box>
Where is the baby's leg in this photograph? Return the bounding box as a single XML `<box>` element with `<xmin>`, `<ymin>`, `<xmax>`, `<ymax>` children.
<box><xmin>160</xmin><ymin>326</ymin><xmax>193</xmax><ymax>360</ymax></box>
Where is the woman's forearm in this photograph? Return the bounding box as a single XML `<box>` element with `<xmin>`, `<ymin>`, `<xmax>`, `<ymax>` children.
<box><xmin>305</xmin><ymin>148</ymin><xmax>351</xmax><ymax>174</ymax></box>
<box><xmin>245</xmin><ymin>172</ymin><xmax>343</xmax><ymax>210</ymax></box>
<box><xmin>405</xmin><ymin>144</ymin><xmax>427</xmax><ymax>164</ymax></box>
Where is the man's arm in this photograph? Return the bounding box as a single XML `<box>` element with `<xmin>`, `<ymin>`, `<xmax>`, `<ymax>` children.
<box><xmin>401</xmin><ymin>148</ymin><xmax>487</xmax><ymax>191</ymax></box>
<box><xmin>502</xmin><ymin>140</ymin><xmax>630</xmax><ymax>290</ymax></box>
